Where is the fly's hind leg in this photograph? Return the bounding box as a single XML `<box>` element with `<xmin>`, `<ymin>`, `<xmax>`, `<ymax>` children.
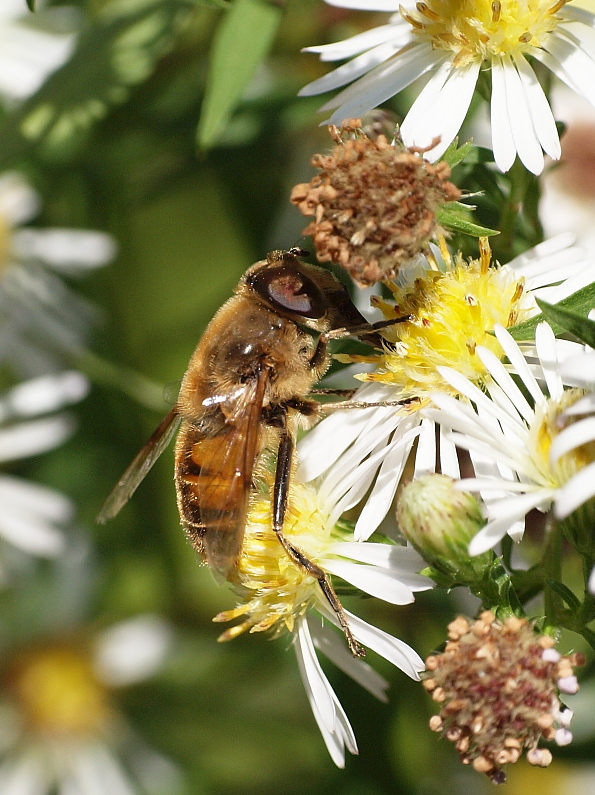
<box><xmin>272</xmin><ymin>417</ymin><xmax>365</xmax><ymax>658</ymax></box>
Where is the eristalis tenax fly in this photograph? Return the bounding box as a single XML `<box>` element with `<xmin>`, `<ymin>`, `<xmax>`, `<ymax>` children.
<box><xmin>98</xmin><ymin>248</ymin><xmax>406</xmax><ymax>657</ymax></box>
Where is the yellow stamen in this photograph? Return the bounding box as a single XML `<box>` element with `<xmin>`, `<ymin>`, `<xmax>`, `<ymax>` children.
<box><xmin>402</xmin><ymin>0</ymin><xmax>570</xmax><ymax>65</ymax></box>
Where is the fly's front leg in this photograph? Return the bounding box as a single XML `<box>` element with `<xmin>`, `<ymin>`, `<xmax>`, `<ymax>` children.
<box><xmin>272</xmin><ymin>417</ymin><xmax>365</xmax><ymax>658</ymax></box>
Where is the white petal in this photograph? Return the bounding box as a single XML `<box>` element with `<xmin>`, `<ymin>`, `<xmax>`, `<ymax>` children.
<box><xmin>439</xmin><ymin>426</ymin><xmax>460</xmax><ymax>478</ymax></box>
<box><xmin>13</xmin><ymin>229</ymin><xmax>116</xmax><ymax>273</ymax></box>
<box><xmin>0</xmin><ymin>476</ymin><xmax>68</xmax><ymax>555</ymax></box>
<box><xmin>0</xmin><ymin>414</ymin><xmax>74</xmax><ymax>462</ymax></box>
<box><xmin>402</xmin><ymin>59</ymin><xmax>480</xmax><ymax>160</ymax></box>
<box><xmin>323</xmin><ymin>0</ymin><xmax>400</xmax><ymax>9</ymax></box>
<box><xmin>0</xmin><ymin>372</ymin><xmax>88</xmax><ymax>421</ymax></box>
<box><xmin>0</xmin><ymin>172</ymin><xmax>39</xmax><ymax>225</ymax></box>
<box><xmin>344</xmin><ymin>610</ymin><xmax>424</xmax><ymax>678</ymax></box>
<box><xmin>413</xmin><ymin>416</ymin><xmax>436</xmax><ymax>476</ymax></box>
<box><xmin>491</xmin><ymin>55</ymin><xmax>516</xmax><ymax>172</ymax></box>
<box><xmin>588</xmin><ymin>565</ymin><xmax>595</xmax><ymax>595</ymax></box>
<box><xmin>63</xmin><ymin>742</ymin><xmax>136</xmax><ymax>795</ymax></box>
<box><xmin>554</xmin><ymin>461</ymin><xmax>595</xmax><ymax>518</ymax></box>
<box><xmin>303</xmin><ymin>23</ymin><xmax>402</xmax><ymax>60</ymax></box>
<box><xmin>535</xmin><ymin>322</ymin><xmax>564</xmax><ymax>400</ymax></box>
<box><xmin>502</xmin><ymin>54</ymin><xmax>544</xmax><ymax>174</ymax></box>
<box><xmin>476</xmin><ymin>347</ymin><xmax>533</xmax><ymax>424</ymax></box>
<box><xmin>559</xmin><ymin>353</ymin><xmax>595</xmax><ymax>387</ymax></box>
<box><xmin>352</xmin><ymin>418</ymin><xmax>421</xmax><ymax>540</ymax></box>
<box><xmin>324</xmin><ymin>41</ymin><xmax>441</xmax><ymax>121</ymax></box>
<box><xmin>494</xmin><ymin>325</ymin><xmax>544</xmax><ymax>405</ymax></box>
<box><xmin>301</xmin><ymin>40</ymin><xmax>405</xmax><ymax>96</ymax></box>
<box><xmin>541</xmin><ymin>31</ymin><xmax>595</xmax><ymax>107</ymax></box>
<box><xmin>325</xmin><ymin>558</ymin><xmax>416</xmax><ymax>604</ymax></box>
<box><xmin>332</xmin><ymin>540</ymin><xmax>426</xmax><ymax>571</ymax></box>
<box><xmin>309</xmin><ymin>617</ymin><xmax>389</xmax><ymax>701</ymax></box>
<box><xmin>513</xmin><ymin>53</ymin><xmax>561</xmax><ymax>160</ymax></box>
<box><xmin>551</xmin><ymin>417</ymin><xmax>595</xmax><ymax>465</ymax></box>
<box><xmin>294</xmin><ymin>619</ymin><xmax>357</xmax><ymax>767</ymax></box>
<box><xmin>0</xmin><ymin>752</ymin><xmax>49</xmax><ymax>795</ymax></box>
<box><xmin>94</xmin><ymin>615</ymin><xmax>173</xmax><ymax>687</ymax></box>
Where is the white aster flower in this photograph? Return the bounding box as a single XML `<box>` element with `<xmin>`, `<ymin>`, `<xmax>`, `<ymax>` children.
<box><xmin>424</xmin><ymin>323</ymin><xmax>595</xmax><ymax>554</ymax></box>
<box><xmin>0</xmin><ymin>370</ymin><xmax>88</xmax><ymax>563</ymax></box>
<box><xmin>300</xmin><ymin>0</ymin><xmax>595</xmax><ymax>174</ymax></box>
<box><xmin>0</xmin><ymin>172</ymin><xmax>116</xmax><ymax>374</ymax></box>
<box><xmin>0</xmin><ymin>0</ymin><xmax>77</xmax><ymax>102</ymax></box>
<box><xmin>298</xmin><ymin>233</ymin><xmax>592</xmax><ymax>542</ymax></box>
<box><xmin>213</xmin><ymin>461</ymin><xmax>431</xmax><ymax>767</ymax></box>
<box><xmin>0</xmin><ymin>614</ymin><xmax>181</xmax><ymax>795</ymax></box>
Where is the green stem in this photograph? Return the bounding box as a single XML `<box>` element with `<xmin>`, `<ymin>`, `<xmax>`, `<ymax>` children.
<box><xmin>74</xmin><ymin>348</ymin><xmax>167</xmax><ymax>412</ymax></box>
<box><xmin>543</xmin><ymin>514</ymin><xmax>563</xmax><ymax>628</ymax></box>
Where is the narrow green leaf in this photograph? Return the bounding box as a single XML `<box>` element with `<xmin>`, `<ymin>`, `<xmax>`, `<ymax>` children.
<box><xmin>436</xmin><ymin>204</ymin><xmax>499</xmax><ymax>237</ymax></box>
<box><xmin>198</xmin><ymin>0</ymin><xmax>284</xmax><ymax>150</ymax></box>
<box><xmin>26</xmin><ymin>0</ymin><xmax>37</xmax><ymax>10</ymax></box>
<box><xmin>536</xmin><ymin>299</ymin><xmax>595</xmax><ymax>347</ymax></box>
<box><xmin>509</xmin><ymin>282</ymin><xmax>595</xmax><ymax>341</ymax></box>
<box><xmin>547</xmin><ymin>579</ymin><xmax>581</xmax><ymax>611</ymax></box>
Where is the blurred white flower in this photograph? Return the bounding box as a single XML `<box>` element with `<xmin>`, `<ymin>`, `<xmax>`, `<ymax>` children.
<box><xmin>298</xmin><ymin>234</ymin><xmax>593</xmax><ymax>542</ymax></box>
<box><xmin>300</xmin><ymin>0</ymin><xmax>595</xmax><ymax>174</ymax></box>
<box><xmin>425</xmin><ymin>324</ymin><xmax>595</xmax><ymax>554</ymax></box>
<box><xmin>0</xmin><ymin>172</ymin><xmax>117</xmax><ymax>374</ymax></box>
<box><xmin>214</xmin><ymin>462</ymin><xmax>431</xmax><ymax>766</ymax></box>
<box><xmin>0</xmin><ymin>614</ymin><xmax>181</xmax><ymax>795</ymax></box>
<box><xmin>0</xmin><ymin>0</ymin><xmax>77</xmax><ymax>102</ymax></box>
<box><xmin>0</xmin><ymin>370</ymin><xmax>88</xmax><ymax>562</ymax></box>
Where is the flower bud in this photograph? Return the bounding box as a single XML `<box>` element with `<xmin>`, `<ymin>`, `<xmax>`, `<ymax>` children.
<box><xmin>396</xmin><ymin>474</ymin><xmax>492</xmax><ymax>584</ymax></box>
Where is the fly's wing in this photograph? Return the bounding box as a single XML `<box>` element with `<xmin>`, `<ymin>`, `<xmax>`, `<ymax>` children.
<box><xmin>96</xmin><ymin>407</ymin><xmax>181</xmax><ymax>524</ymax></box>
<box><xmin>176</xmin><ymin>367</ymin><xmax>269</xmax><ymax>577</ymax></box>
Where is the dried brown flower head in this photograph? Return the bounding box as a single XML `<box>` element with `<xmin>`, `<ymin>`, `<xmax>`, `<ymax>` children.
<box><xmin>290</xmin><ymin>120</ymin><xmax>461</xmax><ymax>286</ymax></box>
<box><xmin>423</xmin><ymin>611</ymin><xmax>583</xmax><ymax>784</ymax></box>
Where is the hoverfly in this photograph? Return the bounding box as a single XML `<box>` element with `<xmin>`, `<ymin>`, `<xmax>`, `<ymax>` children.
<box><xmin>98</xmin><ymin>248</ymin><xmax>405</xmax><ymax>657</ymax></box>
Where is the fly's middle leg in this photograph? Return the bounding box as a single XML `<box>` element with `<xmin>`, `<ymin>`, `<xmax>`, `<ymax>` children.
<box><xmin>272</xmin><ymin>417</ymin><xmax>365</xmax><ymax>658</ymax></box>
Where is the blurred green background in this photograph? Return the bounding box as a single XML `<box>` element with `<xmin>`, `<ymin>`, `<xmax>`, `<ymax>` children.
<box><xmin>5</xmin><ymin>1</ymin><xmax>595</xmax><ymax>792</ymax></box>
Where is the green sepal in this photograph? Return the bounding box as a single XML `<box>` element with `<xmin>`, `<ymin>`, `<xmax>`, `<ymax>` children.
<box><xmin>436</xmin><ymin>203</ymin><xmax>499</xmax><ymax>238</ymax></box>
<box><xmin>441</xmin><ymin>139</ymin><xmax>475</xmax><ymax>169</ymax></box>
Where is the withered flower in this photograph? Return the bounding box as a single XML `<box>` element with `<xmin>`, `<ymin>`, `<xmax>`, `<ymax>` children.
<box><xmin>290</xmin><ymin>121</ymin><xmax>460</xmax><ymax>286</ymax></box>
<box><xmin>423</xmin><ymin>611</ymin><xmax>583</xmax><ymax>784</ymax></box>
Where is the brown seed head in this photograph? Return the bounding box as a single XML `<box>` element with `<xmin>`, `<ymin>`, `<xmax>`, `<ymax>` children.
<box><xmin>290</xmin><ymin>122</ymin><xmax>461</xmax><ymax>286</ymax></box>
<box><xmin>421</xmin><ymin>614</ymin><xmax>582</xmax><ymax>783</ymax></box>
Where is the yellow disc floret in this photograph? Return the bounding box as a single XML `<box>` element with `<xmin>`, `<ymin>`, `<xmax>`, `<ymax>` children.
<box><xmin>214</xmin><ymin>484</ymin><xmax>343</xmax><ymax>641</ymax></box>
<box><xmin>357</xmin><ymin>239</ymin><xmax>533</xmax><ymax>400</ymax></box>
<box><xmin>402</xmin><ymin>0</ymin><xmax>569</xmax><ymax>65</ymax></box>
<box><xmin>7</xmin><ymin>644</ymin><xmax>111</xmax><ymax>738</ymax></box>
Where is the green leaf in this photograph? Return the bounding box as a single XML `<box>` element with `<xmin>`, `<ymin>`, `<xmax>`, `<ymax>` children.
<box><xmin>546</xmin><ymin>579</ymin><xmax>581</xmax><ymax>611</ymax></box>
<box><xmin>436</xmin><ymin>203</ymin><xmax>499</xmax><ymax>237</ymax></box>
<box><xmin>26</xmin><ymin>0</ymin><xmax>37</xmax><ymax>10</ymax></box>
<box><xmin>0</xmin><ymin>0</ymin><xmax>196</xmax><ymax>166</ymax></box>
<box><xmin>197</xmin><ymin>0</ymin><xmax>284</xmax><ymax>150</ymax></box>
<box><xmin>535</xmin><ymin>299</ymin><xmax>595</xmax><ymax>347</ymax></box>
<box><xmin>508</xmin><ymin>282</ymin><xmax>595</xmax><ymax>341</ymax></box>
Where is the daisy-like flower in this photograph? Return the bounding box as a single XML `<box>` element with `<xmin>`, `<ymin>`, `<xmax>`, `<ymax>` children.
<box><xmin>0</xmin><ymin>172</ymin><xmax>116</xmax><ymax>375</ymax></box>
<box><xmin>0</xmin><ymin>0</ymin><xmax>77</xmax><ymax>102</ymax></box>
<box><xmin>424</xmin><ymin>322</ymin><xmax>595</xmax><ymax>555</ymax></box>
<box><xmin>0</xmin><ymin>370</ymin><xmax>88</xmax><ymax>568</ymax></box>
<box><xmin>212</xmin><ymin>462</ymin><xmax>432</xmax><ymax>767</ymax></box>
<box><xmin>424</xmin><ymin>611</ymin><xmax>582</xmax><ymax>783</ymax></box>
<box><xmin>298</xmin><ymin>233</ymin><xmax>593</xmax><ymax>543</ymax></box>
<box><xmin>0</xmin><ymin>614</ymin><xmax>180</xmax><ymax>795</ymax></box>
<box><xmin>300</xmin><ymin>0</ymin><xmax>595</xmax><ymax>174</ymax></box>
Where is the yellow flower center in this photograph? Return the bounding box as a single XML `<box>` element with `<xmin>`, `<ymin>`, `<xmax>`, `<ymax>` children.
<box><xmin>357</xmin><ymin>240</ymin><xmax>533</xmax><ymax>400</ymax></box>
<box><xmin>532</xmin><ymin>389</ymin><xmax>593</xmax><ymax>486</ymax></box>
<box><xmin>7</xmin><ymin>645</ymin><xmax>111</xmax><ymax>737</ymax></box>
<box><xmin>402</xmin><ymin>0</ymin><xmax>569</xmax><ymax>65</ymax></box>
<box><xmin>214</xmin><ymin>484</ymin><xmax>339</xmax><ymax>641</ymax></box>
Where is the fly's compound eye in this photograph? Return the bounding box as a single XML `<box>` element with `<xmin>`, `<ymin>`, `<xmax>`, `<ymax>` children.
<box><xmin>250</xmin><ymin>265</ymin><xmax>326</xmax><ymax>319</ymax></box>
